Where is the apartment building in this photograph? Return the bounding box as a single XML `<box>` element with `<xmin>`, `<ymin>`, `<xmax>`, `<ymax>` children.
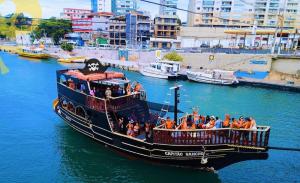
<box><xmin>187</xmin><ymin>0</ymin><xmax>254</xmax><ymax>27</ymax></box>
<box><xmin>187</xmin><ymin>0</ymin><xmax>300</xmax><ymax>28</ymax></box>
<box><xmin>125</xmin><ymin>11</ymin><xmax>151</xmax><ymax>48</ymax></box>
<box><xmin>159</xmin><ymin>0</ymin><xmax>178</xmax><ymax>15</ymax></box>
<box><xmin>150</xmin><ymin>15</ymin><xmax>181</xmax><ymax>49</ymax></box>
<box><xmin>254</xmin><ymin>0</ymin><xmax>300</xmax><ymax>28</ymax></box>
<box><xmin>111</xmin><ymin>0</ymin><xmax>137</xmax><ymax>15</ymax></box>
<box><xmin>108</xmin><ymin>16</ymin><xmax>127</xmax><ymax>47</ymax></box>
<box><xmin>91</xmin><ymin>0</ymin><xmax>112</xmax><ymax>13</ymax></box>
<box><xmin>60</xmin><ymin>8</ymin><xmax>92</xmax><ymax>20</ymax></box>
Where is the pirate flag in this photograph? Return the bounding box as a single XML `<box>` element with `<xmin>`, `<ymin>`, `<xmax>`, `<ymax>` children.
<box><xmin>80</xmin><ymin>58</ymin><xmax>108</xmax><ymax>75</ymax></box>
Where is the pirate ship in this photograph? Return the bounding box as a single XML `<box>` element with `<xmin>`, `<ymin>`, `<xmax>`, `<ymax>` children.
<box><xmin>53</xmin><ymin>58</ymin><xmax>271</xmax><ymax>170</ymax></box>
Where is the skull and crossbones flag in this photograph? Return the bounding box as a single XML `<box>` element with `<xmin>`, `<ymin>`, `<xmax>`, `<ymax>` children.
<box><xmin>80</xmin><ymin>58</ymin><xmax>108</xmax><ymax>75</ymax></box>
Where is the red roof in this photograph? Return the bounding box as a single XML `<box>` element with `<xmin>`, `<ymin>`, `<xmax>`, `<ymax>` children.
<box><xmin>65</xmin><ymin>70</ymin><xmax>124</xmax><ymax>81</ymax></box>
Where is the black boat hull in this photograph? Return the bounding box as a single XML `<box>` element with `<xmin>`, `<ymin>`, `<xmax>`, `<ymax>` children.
<box><xmin>55</xmin><ymin>105</ymin><xmax>268</xmax><ymax>170</ymax></box>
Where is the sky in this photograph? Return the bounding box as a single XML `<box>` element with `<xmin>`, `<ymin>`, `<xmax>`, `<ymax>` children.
<box><xmin>0</xmin><ymin>0</ymin><xmax>189</xmax><ymax>21</ymax></box>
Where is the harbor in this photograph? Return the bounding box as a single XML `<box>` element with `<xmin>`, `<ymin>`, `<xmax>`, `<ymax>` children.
<box><xmin>1</xmin><ymin>0</ymin><xmax>300</xmax><ymax>182</ymax></box>
<box><xmin>1</xmin><ymin>52</ymin><xmax>300</xmax><ymax>182</ymax></box>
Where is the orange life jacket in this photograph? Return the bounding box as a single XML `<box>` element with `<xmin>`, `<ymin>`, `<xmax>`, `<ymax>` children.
<box><xmin>166</xmin><ymin>120</ymin><xmax>174</xmax><ymax>129</ymax></box>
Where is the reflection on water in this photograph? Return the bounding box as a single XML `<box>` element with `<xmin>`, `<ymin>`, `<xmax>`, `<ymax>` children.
<box><xmin>55</xmin><ymin>123</ymin><xmax>221</xmax><ymax>183</ymax></box>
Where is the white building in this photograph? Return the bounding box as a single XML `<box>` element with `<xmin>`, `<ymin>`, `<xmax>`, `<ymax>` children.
<box><xmin>60</xmin><ymin>8</ymin><xmax>91</xmax><ymax>20</ymax></box>
<box><xmin>91</xmin><ymin>12</ymin><xmax>113</xmax><ymax>32</ymax></box>
<box><xmin>187</xmin><ymin>0</ymin><xmax>254</xmax><ymax>27</ymax></box>
<box><xmin>159</xmin><ymin>0</ymin><xmax>178</xmax><ymax>15</ymax></box>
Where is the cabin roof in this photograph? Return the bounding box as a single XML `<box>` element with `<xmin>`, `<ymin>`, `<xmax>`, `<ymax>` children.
<box><xmin>157</xmin><ymin>60</ymin><xmax>181</xmax><ymax>65</ymax></box>
<box><xmin>64</xmin><ymin>70</ymin><xmax>124</xmax><ymax>81</ymax></box>
<box><xmin>93</xmin><ymin>78</ymin><xmax>130</xmax><ymax>85</ymax></box>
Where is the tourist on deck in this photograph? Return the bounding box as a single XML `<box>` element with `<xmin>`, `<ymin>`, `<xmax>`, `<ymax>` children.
<box><xmin>117</xmin><ymin>86</ymin><xmax>124</xmax><ymax>96</ymax></box>
<box><xmin>160</xmin><ymin>119</ymin><xmax>166</xmax><ymax>126</ymax></box>
<box><xmin>90</xmin><ymin>87</ymin><xmax>96</xmax><ymax>96</ymax></box>
<box><xmin>118</xmin><ymin>117</ymin><xmax>126</xmax><ymax>134</ymax></box>
<box><xmin>231</xmin><ymin>118</ymin><xmax>240</xmax><ymax>129</ymax></box>
<box><xmin>206</xmin><ymin>116</ymin><xmax>216</xmax><ymax>129</ymax></box>
<box><xmin>241</xmin><ymin>117</ymin><xmax>251</xmax><ymax>129</ymax></box>
<box><xmin>145</xmin><ymin>122</ymin><xmax>151</xmax><ymax>141</ymax></box>
<box><xmin>250</xmin><ymin>117</ymin><xmax>257</xmax><ymax>130</ymax></box>
<box><xmin>180</xmin><ymin>117</ymin><xmax>188</xmax><ymax>130</ymax></box>
<box><xmin>190</xmin><ymin>121</ymin><xmax>197</xmax><ymax>130</ymax></box>
<box><xmin>215</xmin><ymin>117</ymin><xmax>222</xmax><ymax>129</ymax></box>
<box><xmin>192</xmin><ymin>111</ymin><xmax>199</xmax><ymax>124</ymax></box>
<box><xmin>238</xmin><ymin>116</ymin><xmax>245</xmax><ymax>127</ymax></box>
<box><xmin>223</xmin><ymin>114</ymin><xmax>231</xmax><ymax>128</ymax></box>
<box><xmin>80</xmin><ymin>83</ymin><xmax>86</xmax><ymax>93</ymax></box>
<box><xmin>197</xmin><ymin>116</ymin><xmax>206</xmax><ymax>129</ymax></box>
<box><xmin>126</xmin><ymin>83</ymin><xmax>132</xmax><ymax>95</ymax></box>
<box><xmin>68</xmin><ymin>79</ymin><xmax>76</xmax><ymax>90</ymax></box>
<box><xmin>126</xmin><ymin>120</ymin><xmax>135</xmax><ymax>137</ymax></box>
<box><xmin>166</xmin><ymin>117</ymin><xmax>175</xmax><ymax>129</ymax></box>
<box><xmin>133</xmin><ymin>122</ymin><xmax>140</xmax><ymax>136</ymax></box>
<box><xmin>205</xmin><ymin>115</ymin><xmax>210</xmax><ymax>124</ymax></box>
<box><xmin>134</xmin><ymin>82</ymin><xmax>142</xmax><ymax>92</ymax></box>
<box><xmin>241</xmin><ymin>117</ymin><xmax>252</xmax><ymax>145</ymax></box>
<box><xmin>105</xmin><ymin>87</ymin><xmax>112</xmax><ymax>99</ymax></box>
<box><xmin>250</xmin><ymin>117</ymin><xmax>257</xmax><ymax>144</ymax></box>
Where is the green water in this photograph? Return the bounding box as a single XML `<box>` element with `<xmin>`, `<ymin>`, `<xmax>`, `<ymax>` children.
<box><xmin>0</xmin><ymin>52</ymin><xmax>299</xmax><ymax>183</ymax></box>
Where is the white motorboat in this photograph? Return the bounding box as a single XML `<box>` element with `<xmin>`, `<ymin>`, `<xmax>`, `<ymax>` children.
<box><xmin>186</xmin><ymin>69</ymin><xmax>239</xmax><ymax>85</ymax></box>
<box><xmin>140</xmin><ymin>60</ymin><xmax>181</xmax><ymax>80</ymax></box>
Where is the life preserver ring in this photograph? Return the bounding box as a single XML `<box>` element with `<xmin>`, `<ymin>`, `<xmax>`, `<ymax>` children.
<box><xmin>209</xmin><ymin>55</ymin><xmax>215</xmax><ymax>62</ymax></box>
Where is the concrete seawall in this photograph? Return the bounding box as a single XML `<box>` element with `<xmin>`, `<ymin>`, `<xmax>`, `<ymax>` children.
<box><xmin>178</xmin><ymin>53</ymin><xmax>272</xmax><ymax>72</ymax></box>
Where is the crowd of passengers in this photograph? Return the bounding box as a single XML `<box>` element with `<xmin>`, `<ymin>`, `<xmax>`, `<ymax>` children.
<box><xmin>161</xmin><ymin>112</ymin><xmax>257</xmax><ymax>131</ymax></box>
<box><xmin>114</xmin><ymin>117</ymin><xmax>155</xmax><ymax>141</ymax></box>
<box><xmin>113</xmin><ymin>111</ymin><xmax>258</xmax><ymax>143</ymax></box>
<box><xmin>64</xmin><ymin>78</ymin><xmax>143</xmax><ymax>99</ymax></box>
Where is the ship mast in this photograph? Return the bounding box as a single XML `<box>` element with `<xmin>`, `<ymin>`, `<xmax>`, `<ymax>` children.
<box><xmin>170</xmin><ymin>85</ymin><xmax>182</xmax><ymax>125</ymax></box>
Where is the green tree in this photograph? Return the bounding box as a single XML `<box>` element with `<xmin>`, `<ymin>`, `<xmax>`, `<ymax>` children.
<box><xmin>32</xmin><ymin>17</ymin><xmax>71</xmax><ymax>45</ymax></box>
<box><xmin>61</xmin><ymin>42</ymin><xmax>74</xmax><ymax>52</ymax></box>
<box><xmin>0</xmin><ymin>13</ymin><xmax>32</xmax><ymax>39</ymax></box>
<box><xmin>163</xmin><ymin>52</ymin><xmax>183</xmax><ymax>62</ymax></box>
<box><xmin>15</xmin><ymin>13</ymin><xmax>32</xmax><ymax>29</ymax></box>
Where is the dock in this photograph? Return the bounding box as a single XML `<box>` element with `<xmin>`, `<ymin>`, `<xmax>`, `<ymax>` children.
<box><xmin>98</xmin><ymin>58</ymin><xmax>140</xmax><ymax>71</ymax></box>
<box><xmin>238</xmin><ymin>78</ymin><xmax>300</xmax><ymax>92</ymax></box>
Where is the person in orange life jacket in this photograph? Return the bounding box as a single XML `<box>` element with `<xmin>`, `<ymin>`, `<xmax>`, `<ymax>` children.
<box><xmin>181</xmin><ymin>117</ymin><xmax>188</xmax><ymax>130</ymax></box>
<box><xmin>223</xmin><ymin>114</ymin><xmax>231</xmax><ymax>128</ymax></box>
<box><xmin>134</xmin><ymin>82</ymin><xmax>142</xmax><ymax>92</ymax></box>
<box><xmin>126</xmin><ymin>83</ymin><xmax>132</xmax><ymax>95</ymax></box>
<box><xmin>165</xmin><ymin>117</ymin><xmax>175</xmax><ymax>129</ymax></box>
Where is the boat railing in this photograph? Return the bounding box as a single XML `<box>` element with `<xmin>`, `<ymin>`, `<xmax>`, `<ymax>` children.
<box><xmin>106</xmin><ymin>92</ymin><xmax>143</xmax><ymax>111</ymax></box>
<box><xmin>153</xmin><ymin>126</ymin><xmax>270</xmax><ymax>149</ymax></box>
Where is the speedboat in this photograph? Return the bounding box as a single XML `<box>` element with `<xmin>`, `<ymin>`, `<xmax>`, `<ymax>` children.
<box><xmin>17</xmin><ymin>47</ymin><xmax>50</xmax><ymax>59</ymax></box>
<box><xmin>187</xmin><ymin>69</ymin><xmax>239</xmax><ymax>85</ymax></box>
<box><xmin>140</xmin><ymin>60</ymin><xmax>181</xmax><ymax>80</ymax></box>
<box><xmin>58</xmin><ymin>56</ymin><xmax>86</xmax><ymax>63</ymax></box>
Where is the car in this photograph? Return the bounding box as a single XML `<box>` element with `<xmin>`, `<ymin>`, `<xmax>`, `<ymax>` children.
<box><xmin>200</xmin><ymin>43</ymin><xmax>210</xmax><ymax>48</ymax></box>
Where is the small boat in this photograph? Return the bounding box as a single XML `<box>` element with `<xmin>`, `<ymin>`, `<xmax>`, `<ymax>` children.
<box><xmin>17</xmin><ymin>47</ymin><xmax>50</xmax><ymax>59</ymax></box>
<box><xmin>53</xmin><ymin>59</ymin><xmax>270</xmax><ymax>170</ymax></box>
<box><xmin>58</xmin><ymin>56</ymin><xmax>86</xmax><ymax>63</ymax></box>
<box><xmin>140</xmin><ymin>60</ymin><xmax>181</xmax><ymax>80</ymax></box>
<box><xmin>187</xmin><ymin>69</ymin><xmax>239</xmax><ymax>85</ymax></box>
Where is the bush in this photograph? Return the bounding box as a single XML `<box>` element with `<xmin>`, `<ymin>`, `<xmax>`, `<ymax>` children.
<box><xmin>61</xmin><ymin>42</ymin><xmax>74</xmax><ymax>52</ymax></box>
<box><xmin>163</xmin><ymin>52</ymin><xmax>183</xmax><ymax>62</ymax></box>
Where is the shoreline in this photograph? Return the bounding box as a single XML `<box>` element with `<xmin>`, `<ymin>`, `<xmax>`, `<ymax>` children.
<box><xmin>1</xmin><ymin>45</ymin><xmax>300</xmax><ymax>92</ymax></box>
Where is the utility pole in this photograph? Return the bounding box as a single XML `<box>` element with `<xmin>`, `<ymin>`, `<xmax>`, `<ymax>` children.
<box><xmin>277</xmin><ymin>0</ymin><xmax>287</xmax><ymax>54</ymax></box>
<box><xmin>271</xmin><ymin>0</ymin><xmax>286</xmax><ymax>54</ymax></box>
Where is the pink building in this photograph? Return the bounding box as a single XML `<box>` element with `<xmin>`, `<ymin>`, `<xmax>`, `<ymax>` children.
<box><xmin>72</xmin><ymin>18</ymin><xmax>93</xmax><ymax>33</ymax></box>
